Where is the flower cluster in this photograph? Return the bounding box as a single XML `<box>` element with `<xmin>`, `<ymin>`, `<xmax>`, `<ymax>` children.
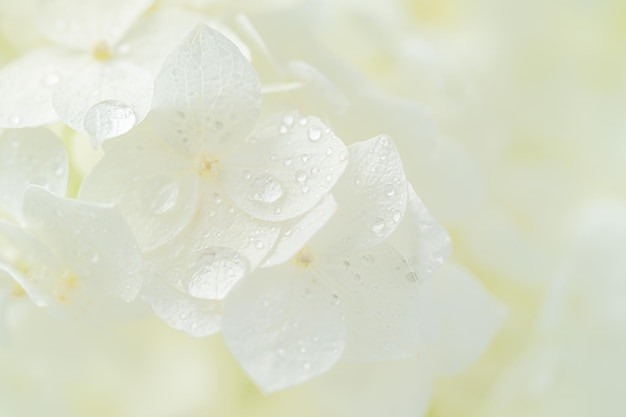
<box><xmin>0</xmin><ymin>0</ymin><xmax>508</xmax><ymax>414</ymax></box>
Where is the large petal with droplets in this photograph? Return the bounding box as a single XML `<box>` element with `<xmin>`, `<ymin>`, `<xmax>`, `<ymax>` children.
<box><xmin>314</xmin><ymin>135</ymin><xmax>408</xmax><ymax>255</ymax></box>
<box><xmin>318</xmin><ymin>242</ymin><xmax>421</xmax><ymax>361</ymax></box>
<box><xmin>222</xmin><ymin>263</ymin><xmax>346</xmax><ymax>393</ymax></box>
<box><xmin>79</xmin><ymin>130</ymin><xmax>199</xmax><ymax>252</ymax></box>
<box><xmin>151</xmin><ymin>24</ymin><xmax>261</xmax><ymax>155</ymax></box>
<box><xmin>220</xmin><ymin>112</ymin><xmax>347</xmax><ymax>222</ymax></box>
<box><xmin>0</xmin><ymin>128</ymin><xmax>68</xmax><ymax>222</ymax></box>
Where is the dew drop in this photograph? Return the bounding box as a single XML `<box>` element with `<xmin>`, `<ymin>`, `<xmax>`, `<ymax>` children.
<box><xmin>283</xmin><ymin>159</ymin><xmax>293</xmax><ymax>167</ymax></box>
<box><xmin>406</xmin><ymin>271</ymin><xmax>418</xmax><ymax>283</ymax></box>
<box><xmin>42</xmin><ymin>73</ymin><xmax>60</xmax><ymax>87</ymax></box>
<box><xmin>279</xmin><ymin>125</ymin><xmax>288</xmax><ymax>134</ymax></box>
<box><xmin>301</xmin><ymin>185</ymin><xmax>310</xmax><ymax>193</ymax></box>
<box><xmin>392</xmin><ymin>209</ymin><xmax>402</xmax><ymax>223</ymax></box>
<box><xmin>241</xmin><ymin>169</ymin><xmax>251</xmax><ymax>180</ymax></box>
<box><xmin>143</xmin><ymin>179</ymin><xmax>180</xmax><ymax>215</ymax></box>
<box><xmin>338</xmin><ymin>151</ymin><xmax>347</xmax><ymax>161</ymax></box>
<box><xmin>254</xmin><ymin>240</ymin><xmax>264</xmax><ymax>249</ymax></box>
<box><xmin>298</xmin><ymin>117</ymin><xmax>308</xmax><ymax>126</ymax></box>
<box><xmin>83</xmin><ymin>100</ymin><xmax>136</xmax><ymax>142</ymax></box>
<box><xmin>282</xmin><ymin>113</ymin><xmax>294</xmax><ymax>126</ymax></box>
<box><xmin>379</xmin><ymin>135</ymin><xmax>391</xmax><ymax>146</ymax></box>
<box><xmin>210</xmin><ymin>193</ymin><xmax>223</xmax><ymax>204</ymax></box>
<box><xmin>371</xmin><ymin>217</ymin><xmax>385</xmax><ymax>234</ymax></box>
<box><xmin>284</xmin><ymin>228</ymin><xmax>293</xmax><ymax>236</ymax></box>
<box><xmin>361</xmin><ymin>254</ymin><xmax>375</xmax><ymax>265</ymax></box>
<box><xmin>329</xmin><ymin>294</ymin><xmax>340</xmax><ymax>306</ymax></box>
<box><xmin>307</xmin><ymin>126</ymin><xmax>322</xmax><ymax>142</ymax></box>
<box><xmin>384</xmin><ymin>184</ymin><xmax>395</xmax><ymax>196</ymax></box>
<box><xmin>325</xmin><ymin>147</ymin><xmax>333</xmax><ymax>155</ymax></box>
<box><xmin>295</xmin><ymin>171</ymin><xmax>307</xmax><ymax>182</ymax></box>
<box><xmin>250</xmin><ymin>174</ymin><xmax>283</xmax><ymax>203</ymax></box>
<box><xmin>301</xmin><ymin>154</ymin><xmax>310</xmax><ymax>163</ymax></box>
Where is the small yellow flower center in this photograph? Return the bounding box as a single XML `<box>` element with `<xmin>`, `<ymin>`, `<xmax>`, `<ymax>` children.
<box><xmin>294</xmin><ymin>246</ymin><xmax>316</xmax><ymax>268</ymax></box>
<box><xmin>92</xmin><ymin>40</ymin><xmax>113</xmax><ymax>61</ymax></box>
<box><xmin>55</xmin><ymin>272</ymin><xmax>80</xmax><ymax>303</ymax></box>
<box><xmin>196</xmin><ymin>154</ymin><xmax>218</xmax><ymax>176</ymax></box>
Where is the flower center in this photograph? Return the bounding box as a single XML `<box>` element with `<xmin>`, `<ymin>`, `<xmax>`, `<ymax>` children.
<box><xmin>294</xmin><ymin>246</ymin><xmax>316</xmax><ymax>267</ymax></box>
<box><xmin>196</xmin><ymin>154</ymin><xmax>218</xmax><ymax>176</ymax></box>
<box><xmin>92</xmin><ymin>40</ymin><xmax>113</xmax><ymax>61</ymax></box>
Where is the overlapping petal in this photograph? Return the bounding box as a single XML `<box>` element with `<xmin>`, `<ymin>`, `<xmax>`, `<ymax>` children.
<box><xmin>0</xmin><ymin>128</ymin><xmax>68</xmax><ymax>221</ymax></box>
<box><xmin>151</xmin><ymin>24</ymin><xmax>261</xmax><ymax>155</ymax></box>
<box><xmin>222</xmin><ymin>263</ymin><xmax>346</xmax><ymax>393</ymax></box>
<box><xmin>220</xmin><ymin>111</ymin><xmax>347</xmax><ymax>222</ymax></box>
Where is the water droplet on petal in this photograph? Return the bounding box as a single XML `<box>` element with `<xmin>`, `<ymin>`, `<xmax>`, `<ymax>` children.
<box><xmin>303</xmin><ymin>362</ymin><xmax>311</xmax><ymax>371</ymax></box>
<box><xmin>325</xmin><ymin>147</ymin><xmax>333</xmax><ymax>155</ymax></box>
<box><xmin>295</xmin><ymin>171</ymin><xmax>307</xmax><ymax>182</ymax></box>
<box><xmin>329</xmin><ymin>294</ymin><xmax>340</xmax><ymax>306</ymax></box>
<box><xmin>307</xmin><ymin>126</ymin><xmax>322</xmax><ymax>141</ymax></box>
<box><xmin>283</xmin><ymin>159</ymin><xmax>293</xmax><ymax>167</ymax></box>
<box><xmin>298</xmin><ymin>117</ymin><xmax>308</xmax><ymax>126</ymax></box>
<box><xmin>210</xmin><ymin>193</ymin><xmax>223</xmax><ymax>204</ymax></box>
<box><xmin>143</xmin><ymin>178</ymin><xmax>180</xmax><ymax>215</ymax></box>
<box><xmin>250</xmin><ymin>174</ymin><xmax>283</xmax><ymax>203</ymax></box>
<box><xmin>282</xmin><ymin>113</ymin><xmax>294</xmax><ymax>126</ymax></box>
<box><xmin>361</xmin><ymin>254</ymin><xmax>375</xmax><ymax>265</ymax></box>
<box><xmin>83</xmin><ymin>100</ymin><xmax>136</xmax><ymax>142</ymax></box>
<box><xmin>385</xmin><ymin>184</ymin><xmax>395</xmax><ymax>196</ymax></box>
<box><xmin>279</xmin><ymin>125</ymin><xmax>288</xmax><ymax>134</ymax></box>
<box><xmin>371</xmin><ymin>217</ymin><xmax>385</xmax><ymax>234</ymax></box>
<box><xmin>301</xmin><ymin>154</ymin><xmax>310</xmax><ymax>163</ymax></box>
<box><xmin>241</xmin><ymin>169</ymin><xmax>251</xmax><ymax>180</ymax></box>
<box><xmin>406</xmin><ymin>271</ymin><xmax>418</xmax><ymax>283</ymax></box>
<box><xmin>392</xmin><ymin>209</ymin><xmax>402</xmax><ymax>223</ymax></box>
<box><xmin>379</xmin><ymin>135</ymin><xmax>391</xmax><ymax>146</ymax></box>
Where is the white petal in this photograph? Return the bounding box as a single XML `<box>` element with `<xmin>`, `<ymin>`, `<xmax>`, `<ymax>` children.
<box><xmin>35</xmin><ymin>0</ymin><xmax>153</xmax><ymax>50</ymax></box>
<box><xmin>0</xmin><ymin>48</ymin><xmax>82</xmax><ymax>127</ymax></box>
<box><xmin>0</xmin><ymin>128</ymin><xmax>68</xmax><ymax>221</ymax></box>
<box><xmin>315</xmin><ymin>135</ymin><xmax>408</xmax><ymax>255</ymax></box>
<box><xmin>388</xmin><ymin>184</ymin><xmax>451</xmax><ymax>278</ymax></box>
<box><xmin>426</xmin><ymin>262</ymin><xmax>506</xmax><ymax>376</ymax></box>
<box><xmin>142</xmin><ymin>282</ymin><xmax>222</xmax><ymax>337</ymax></box>
<box><xmin>262</xmin><ymin>195</ymin><xmax>337</xmax><ymax>267</ymax></box>
<box><xmin>52</xmin><ymin>60</ymin><xmax>153</xmax><ymax>145</ymax></box>
<box><xmin>318</xmin><ymin>242</ymin><xmax>421</xmax><ymax>361</ymax></box>
<box><xmin>0</xmin><ymin>218</ymin><xmax>60</xmax><ymax>307</ymax></box>
<box><xmin>79</xmin><ymin>131</ymin><xmax>199</xmax><ymax>252</ymax></box>
<box><xmin>220</xmin><ymin>112</ymin><xmax>348</xmax><ymax>222</ymax></box>
<box><xmin>222</xmin><ymin>263</ymin><xmax>346</xmax><ymax>393</ymax></box>
<box><xmin>23</xmin><ymin>186</ymin><xmax>143</xmax><ymax>308</ymax></box>
<box><xmin>151</xmin><ymin>24</ymin><xmax>261</xmax><ymax>154</ymax></box>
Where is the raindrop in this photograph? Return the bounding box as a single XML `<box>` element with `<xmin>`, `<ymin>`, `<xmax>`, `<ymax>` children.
<box><xmin>283</xmin><ymin>159</ymin><xmax>293</xmax><ymax>167</ymax></box>
<box><xmin>241</xmin><ymin>169</ymin><xmax>251</xmax><ymax>180</ymax></box>
<box><xmin>210</xmin><ymin>193</ymin><xmax>223</xmax><ymax>204</ymax></box>
<box><xmin>143</xmin><ymin>179</ymin><xmax>179</xmax><ymax>215</ymax></box>
<box><xmin>282</xmin><ymin>113</ymin><xmax>294</xmax><ymax>126</ymax></box>
<box><xmin>298</xmin><ymin>117</ymin><xmax>308</xmax><ymax>126</ymax></box>
<box><xmin>406</xmin><ymin>271</ymin><xmax>418</xmax><ymax>283</ymax></box>
<box><xmin>307</xmin><ymin>126</ymin><xmax>322</xmax><ymax>141</ymax></box>
<box><xmin>301</xmin><ymin>185</ymin><xmax>310</xmax><ymax>193</ymax></box>
<box><xmin>338</xmin><ymin>151</ymin><xmax>347</xmax><ymax>161</ymax></box>
<box><xmin>284</xmin><ymin>228</ymin><xmax>293</xmax><ymax>236</ymax></box>
<box><xmin>250</xmin><ymin>174</ymin><xmax>283</xmax><ymax>203</ymax></box>
<box><xmin>83</xmin><ymin>100</ymin><xmax>136</xmax><ymax>142</ymax></box>
<box><xmin>361</xmin><ymin>254</ymin><xmax>375</xmax><ymax>265</ymax></box>
<box><xmin>329</xmin><ymin>294</ymin><xmax>340</xmax><ymax>306</ymax></box>
<box><xmin>392</xmin><ymin>210</ymin><xmax>402</xmax><ymax>223</ymax></box>
<box><xmin>42</xmin><ymin>73</ymin><xmax>60</xmax><ymax>87</ymax></box>
<box><xmin>371</xmin><ymin>217</ymin><xmax>385</xmax><ymax>234</ymax></box>
<box><xmin>279</xmin><ymin>125</ymin><xmax>288</xmax><ymax>134</ymax></box>
<box><xmin>325</xmin><ymin>147</ymin><xmax>333</xmax><ymax>155</ymax></box>
<box><xmin>384</xmin><ymin>184</ymin><xmax>395</xmax><ymax>196</ymax></box>
<box><xmin>254</xmin><ymin>240</ymin><xmax>264</xmax><ymax>249</ymax></box>
<box><xmin>379</xmin><ymin>135</ymin><xmax>391</xmax><ymax>146</ymax></box>
<box><xmin>301</xmin><ymin>154</ymin><xmax>310</xmax><ymax>163</ymax></box>
<box><xmin>295</xmin><ymin>171</ymin><xmax>307</xmax><ymax>182</ymax></box>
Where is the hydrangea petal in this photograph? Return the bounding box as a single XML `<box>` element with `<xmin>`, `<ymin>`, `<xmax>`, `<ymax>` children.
<box><xmin>142</xmin><ymin>282</ymin><xmax>222</xmax><ymax>337</ymax></box>
<box><xmin>388</xmin><ymin>184</ymin><xmax>451</xmax><ymax>277</ymax></box>
<box><xmin>222</xmin><ymin>263</ymin><xmax>346</xmax><ymax>393</ymax></box>
<box><xmin>52</xmin><ymin>60</ymin><xmax>153</xmax><ymax>146</ymax></box>
<box><xmin>426</xmin><ymin>262</ymin><xmax>506</xmax><ymax>375</ymax></box>
<box><xmin>0</xmin><ymin>218</ymin><xmax>61</xmax><ymax>307</ymax></box>
<box><xmin>0</xmin><ymin>128</ymin><xmax>68</xmax><ymax>221</ymax></box>
<box><xmin>315</xmin><ymin>135</ymin><xmax>408</xmax><ymax>255</ymax></box>
<box><xmin>262</xmin><ymin>195</ymin><xmax>337</xmax><ymax>267</ymax></box>
<box><xmin>0</xmin><ymin>48</ymin><xmax>82</xmax><ymax>127</ymax></box>
<box><xmin>319</xmin><ymin>242</ymin><xmax>421</xmax><ymax>361</ymax></box>
<box><xmin>35</xmin><ymin>0</ymin><xmax>153</xmax><ymax>50</ymax></box>
<box><xmin>79</xmin><ymin>132</ymin><xmax>199</xmax><ymax>252</ymax></box>
<box><xmin>220</xmin><ymin>112</ymin><xmax>348</xmax><ymax>222</ymax></box>
<box><xmin>151</xmin><ymin>24</ymin><xmax>261</xmax><ymax>155</ymax></box>
<box><xmin>23</xmin><ymin>186</ymin><xmax>143</xmax><ymax>306</ymax></box>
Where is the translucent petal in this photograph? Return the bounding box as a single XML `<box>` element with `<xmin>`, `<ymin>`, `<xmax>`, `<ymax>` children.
<box><xmin>262</xmin><ymin>195</ymin><xmax>337</xmax><ymax>267</ymax></box>
<box><xmin>0</xmin><ymin>218</ymin><xmax>61</xmax><ymax>307</ymax></box>
<box><xmin>35</xmin><ymin>0</ymin><xmax>153</xmax><ymax>50</ymax></box>
<box><xmin>222</xmin><ymin>263</ymin><xmax>346</xmax><ymax>393</ymax></box>
<box><xmin>143</xmin><ymin>184</ymin><xmax>278</xmax><ymax>301</ymax></box>
<box><xmin>0</xmin><ymin>48</ymin><xmax>82</xmax><ymax>127</ymax></box>
<box><xmin>79</xmin><ymin>131</ymin><xmax>199</xmax><ymax>252</ymax></box>
<box><xmin>318</xmin><ymin>242</ymin><xmax>421</xmax><ymax>361</ymax></box>
<box><xmin>0</xmin><ymin>128</ymin><xmax>68</xmax><ymax>221</ymax></box>
<box><xmin>220</xmin><ymin>112</ymin><xmax>348</xmax><ymax>222</ymax></box>
<box><xmin>52</xmin><ymin>60</ymin><xmax>153</xmax><ymax>146</ymax></box>
<box><xmin>315</xmin><ymin>135</ymin><xmax>408</xmax><ymax>255</ymax></box>
<box><xmin>427</xmin><ymin>263</ymin><xmax>506</xmax><ymax>375</ymax></box>
<box><xmin>151</xmin><ymin>24</ymin><xmax>261</xmax><ymax>155</ymax></box>
<box><xmin>142</xmin><ymin>282</ymin><xmax>222</xmax><ymax>337</ymax></box>
<box><xmin>388</xmin><ymin>184</ymin><xmax>451</xmax><ymax>278</ymax></box>
<box><xmin>23</xmin><ymin>186</ymin><xmax>144</xmax><ymax>306</ymax></box>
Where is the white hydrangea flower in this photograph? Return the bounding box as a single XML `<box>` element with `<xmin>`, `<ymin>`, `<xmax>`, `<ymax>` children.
<box><xmin>0</xmin><ymin>127</ymin><xmax>143</xmax><ymax>321</ymax></box>
<box><xmin>0</xmin><ymin>0</ymin><xmax>233</xmax><ymax>146</ymax></box>
<box><xmin>221</xmin><ymin>135</ymin><xmax>451</xmax><ymax>392</ymax></box>
<box><xmin>80</xmin><ymin>25</ymin><xmax>348</xmax><ymax>335</ymax></box>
